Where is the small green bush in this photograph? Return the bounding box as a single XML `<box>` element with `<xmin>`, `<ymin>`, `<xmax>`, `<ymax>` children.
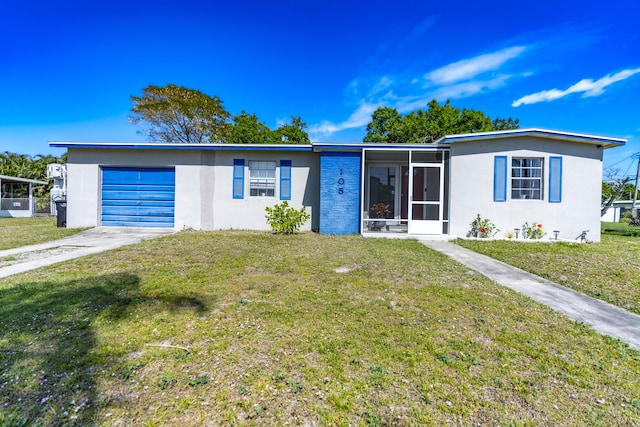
<box><xmin>265</xmin><ymin>201</ymin><xmax>310</xmax><ymax>234</ymax></box>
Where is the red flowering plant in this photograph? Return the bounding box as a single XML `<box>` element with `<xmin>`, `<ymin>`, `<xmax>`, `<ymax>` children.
<box><xmin>522</xmin><ymin>221</ymin><xmax>546</xmax><ymax>239</ymax></box>
<box><xmin>469</xmin><ymin>214</ymin><xmax>498</xmax><ymax>238</ymax></box>
<box><xmin>370</xmin><ymin>202</ymin><xmax>391</xmax><ymax>218</ymax></box>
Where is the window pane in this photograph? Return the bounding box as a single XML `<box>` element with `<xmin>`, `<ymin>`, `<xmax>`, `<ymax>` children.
<box><xmin>412</xmin><ymin>204</ymin><xmax>439</xmax><ymax>220</ymax></box>
<box><xmin>249</xmin><ymin>161</ymin><xmax>276</xmax><ymax>197</ymax></box>
<box><xmin>369</xmin><ymin>166</ymin><xmax>395</xmax><ymax>218</ymax></box>
<box><xmin>511</xmin><ymin>157</ymin><xmax>543</xmax><ymax>200</ymax></box>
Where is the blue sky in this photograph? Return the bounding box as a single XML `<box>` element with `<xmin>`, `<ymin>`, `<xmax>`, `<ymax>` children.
<box><xmin>1</xmin><ymin>0</ymin><xmax>639</xmax><ymax>178</ymax></box>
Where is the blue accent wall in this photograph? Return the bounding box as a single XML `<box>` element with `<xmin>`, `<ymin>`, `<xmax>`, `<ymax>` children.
<box><xmin>320</xmin><ymin>152</ymin><xmax>361</xmax><ymax>234</ymax></box>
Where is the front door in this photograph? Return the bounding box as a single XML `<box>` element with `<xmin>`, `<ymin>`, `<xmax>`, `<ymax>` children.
<box><xmin>408</xmin><ymin>164</ymin><xmax>442</xmax><ymax>234</ymax></box>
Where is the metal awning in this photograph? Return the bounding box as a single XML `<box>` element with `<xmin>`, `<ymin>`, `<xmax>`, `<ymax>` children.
<box><xmin>0</xmin><ymin>175</ymin><xmax>48</xmax><ymax>185</ymax></box>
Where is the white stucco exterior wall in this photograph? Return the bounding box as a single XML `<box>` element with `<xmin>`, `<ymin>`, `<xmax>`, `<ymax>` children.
<box><xmin>65</xmin><ymin>147</ymin><xmax>319</xmax><ymax>231</ymax></box>
<box><xmin>449</xmin><ymin>137</ymin><xmax>604</xmax><ymax>242</ymax></box>
<box><xmin>210</xmin><ymin>151</ymin><xmax>319</xmax><ymax>231</ymax></box>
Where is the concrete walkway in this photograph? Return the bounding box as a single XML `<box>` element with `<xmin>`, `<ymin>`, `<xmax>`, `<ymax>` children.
<box><xmin>420</xmin><ymin>240</ymin><xmax>640</xmax><ymax>351</ymax></box>
<box><xmin>0</xmin><ymin>227</ymin><xmax>175</xmax><ymax>279</ymax></box>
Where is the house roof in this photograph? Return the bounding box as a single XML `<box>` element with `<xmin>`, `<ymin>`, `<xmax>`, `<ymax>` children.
<box><xmin>50</xmin><ymin>128</ymin><xmax>627</xmax><ymax>151</ymax></box>
<box><xmin>0</xmin><ymin>175</ymin><xmax>48</xmax><ymax>185</ymax></box>
<box><xmin>48</xmin><ymin>141</ymin><xmax>315</xmax><ymax>151</ymax></box>
<box><xmin>436</xmin><ymin>128</ymin><xmax>626</xmax><ymax>149</ymax></box>
<box><xmin>604</xmin><ymin>200</ymin><xmax>640</xmax><ymax>208</ymax></box>
<box><xmin>311</xmin><ymin>142</ymin><xmax>449</xmax><ymax>151</ymax></box>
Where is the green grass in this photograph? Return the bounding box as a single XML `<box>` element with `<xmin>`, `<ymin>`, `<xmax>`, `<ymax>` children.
<box><xmin>0</xmin><ymin>217</ymin><xmax>86</xmax><ymax>250</ymax></box>
<box><xmin>601</xmin><ymin>221</ymin><xmax>640</xmax><ymax>236</ymax></box>
<box><xmin>457</xmin><ymin>234</ymin><xmax>640</xmax><ymax>314</ymax></box>
<box><xmin>1</xmin><ymin>231</ymin><xmax>639</xmax><ymax>426</ymax></box>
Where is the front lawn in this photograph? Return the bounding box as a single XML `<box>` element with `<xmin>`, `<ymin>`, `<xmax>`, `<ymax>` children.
<box><xmin>0</xmin><ymin>217</ymin><xmax>85</xmax><ymax>251</ymax></box>
<box><xmin>601</xmin><ymin>221</ymin><xmax>640</xmax><ymax>237</ymax></box>
<box><xmin>457</xmin><ymin>234</ymin><xmax>640</xmax><ymax>315</ymax></box>
<box><xmin>1</xmin><ymin>231</ymin><xmax>639</xmax><ymax>426</ymax></box>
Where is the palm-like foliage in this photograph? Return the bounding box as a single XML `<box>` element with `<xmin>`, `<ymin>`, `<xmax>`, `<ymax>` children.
<box><xmin>0</xmin><ymin>152</ymin><xmax>66</xmax><ymax>197</ymax></box>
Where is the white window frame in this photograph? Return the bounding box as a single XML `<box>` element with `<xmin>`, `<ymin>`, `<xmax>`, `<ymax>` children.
<box><xmin>511</xmin><ymin>157</ymin><xmax>543</xmax><ymax>200</ymax></box>
<box><xmin>249</xmin><ymin>161</ymin><xmax>276</xmax><ymax>197</ymax></box>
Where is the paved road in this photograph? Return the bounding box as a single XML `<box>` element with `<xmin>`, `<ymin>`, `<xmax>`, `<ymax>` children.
<box><xmin>421</xmin><ymin>240</ymin><xmax>640</xmax><ymax>350</ymax></box>
<box><xmin>0</xmin><ymin>227</ymin><xmax>175</xmax><ymax>279</ymax></box>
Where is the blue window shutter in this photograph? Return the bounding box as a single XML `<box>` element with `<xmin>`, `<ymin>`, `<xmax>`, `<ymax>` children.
<box><xmin>233</xmin><ymin>159</ymin><xmax>244</xmax><ymax>199</ymax></box>
<box><xmin>549</xmin><ymin>156</ymin><xmax>562</xmax><ymax>203</ymax></box>
<box><xmin>280</xmin><ymin>160</ymin><xmax>292</xmax><ymax>200</ymax></box>
<box><xmin>493</xmin><ymin>156</ymin><xmax>507</xmax><ymax>202</ymax></box>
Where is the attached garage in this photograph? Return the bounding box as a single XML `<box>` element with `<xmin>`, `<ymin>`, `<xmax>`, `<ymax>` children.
<box><xmin>101</xmin><ymin>167</ymin><xmax>175</xmax><ymax>227</ymax></box>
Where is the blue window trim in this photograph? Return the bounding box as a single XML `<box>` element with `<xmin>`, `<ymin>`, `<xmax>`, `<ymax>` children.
<box><xmin>493</xmin><ymin>155</ymin><xmax>508</xmax><ymax>202</ymax></box>
<box><xmin>233</xmin><ymin>159</ymin><xmax>244</xmax><ymax>199</ymax></box>
<box><xmin>549</xmin><ymin>156</ymin><xmax>562</xmax><ymax>203</ymax></box>
<box><xmin>280</xmin><ymin>160</ymin><xmax>292</xmax><ymax>200</ymax></box>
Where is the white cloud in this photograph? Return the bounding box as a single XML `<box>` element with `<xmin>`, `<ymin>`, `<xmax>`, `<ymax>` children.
<box><xmin>275</xmin><ymin>117</ymin><xmax>288</xmax><ymax>127</ymax></box>
<box><xmin>310</xmin><ymin>46</ymin><xmax>528</xmax><ymax>139</ymax></box>
<box><xmin>428</xmin><ymin>75</ymin><xmax>511</xmax><ymax>102</ymax></box>
<box><xmin>400</xmin><ymin>17</ymin><xmax>438</xmax><ymax>46</ymax></box>
<box><xmin>309</xmin><ymin>101</ymin><xmax>380</xmax><ymax>139</ymax></box>
<box><xmin>424</xmin><ymin>46</ymin><xmax>526</xmax><ymax>85</ymax></box>
<box><xmin>512</xmin><ymin>68</ymin><xmax>640</xmax><ymax>107</ymax></box>
<box><xmin>369</xmin><ymin>76</ymin><xmax>394</xmax><ymax>96</ymax></box>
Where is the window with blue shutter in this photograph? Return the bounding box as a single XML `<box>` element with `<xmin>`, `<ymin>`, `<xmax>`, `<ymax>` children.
<box><xmin>493</xmin><ymin>156</ymin><xmax>507</xmax><ymax>202</ymax></box>
<box><xmin>280</xmin><ymin>160</ymin><xmax>291</xmax><ymax>200</ymax></box>
<box><xmin>549</xmin><ymin>156</ymin><xmax>562</xmax><ymax>203</ymax></box>
<box><xmin>233</xmin><ymin>159</ymin><xmax>244</xmax><ymax>199</ymax></box>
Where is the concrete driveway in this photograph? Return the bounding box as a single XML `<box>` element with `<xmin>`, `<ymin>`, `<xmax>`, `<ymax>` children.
<box><xmin>0</xmin><ymin>227</ymin><xmax>176</xmax><ymax>279</ymax></box>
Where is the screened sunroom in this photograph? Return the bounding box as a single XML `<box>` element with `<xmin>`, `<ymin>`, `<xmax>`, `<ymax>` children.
<box><xmin>361</xmin><ymin>147</ymin><xmax>450</xmax><ymax>236</ymax></box>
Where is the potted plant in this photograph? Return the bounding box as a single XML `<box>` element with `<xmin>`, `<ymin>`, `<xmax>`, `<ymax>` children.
<box><xmin>369</xmin><ymin>202</ymin><xmax>391</xmax><ymax>230</ymax></box>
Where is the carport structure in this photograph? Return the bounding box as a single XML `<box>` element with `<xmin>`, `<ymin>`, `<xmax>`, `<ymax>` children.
<box><xmin>0</xmin><ymin>175</ymin><xmax>48</xmax><ymax>217</ymax></box>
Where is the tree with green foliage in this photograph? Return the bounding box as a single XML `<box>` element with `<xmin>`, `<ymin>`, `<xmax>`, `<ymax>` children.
<box><xmin>363</xmin><ymin>99</ymin><xmax>520</xmax><ymax>143</ymax></box>
<box><xmin>226</xmin><ymin>111</ymin><xmax>276</xmax><ymax>144</ymax></box>
<box><xmin>363</xmin><ymin>107</ymin><xmax>404</xmax><ymax>143</ymax></box>
<box><xmin>130</xmin><ymin>84</ymin><xmax>310</xmax><ymax>145</ymax></box>
<box><xmin>130</xmin><ymin>84</ymin><xmax>231</xmax><ymax>144</ymax></box>
<box><xmin>0</xmin><ymin>152</ymin><xmax>66</xmax><ymax>197</ymax></box>
<box><xmin>273</xmin><ymin>116</ymin><xmax>311</xmax><ymax>144</ymax></box>
<box><xmin>225</xmin><ymin>113</ymin><xmax>311</xmax><ymax>145</ymax></box>
<box><xmin>602</xmin><ymin>178</ymin><xmax>638</xmax><ymax>204</ymax></box>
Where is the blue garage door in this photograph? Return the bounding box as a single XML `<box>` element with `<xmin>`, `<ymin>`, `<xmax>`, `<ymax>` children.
<box><xmin>101</xmin><ymin>167</ymin><xmax>175</xmax><ymax>227</ymax></box>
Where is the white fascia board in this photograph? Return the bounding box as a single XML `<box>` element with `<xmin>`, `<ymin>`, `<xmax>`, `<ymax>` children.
<box><xmin>435</xmin><ymin>128</ymin><xmax>626</xmax><ymax>149</ymax></box>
